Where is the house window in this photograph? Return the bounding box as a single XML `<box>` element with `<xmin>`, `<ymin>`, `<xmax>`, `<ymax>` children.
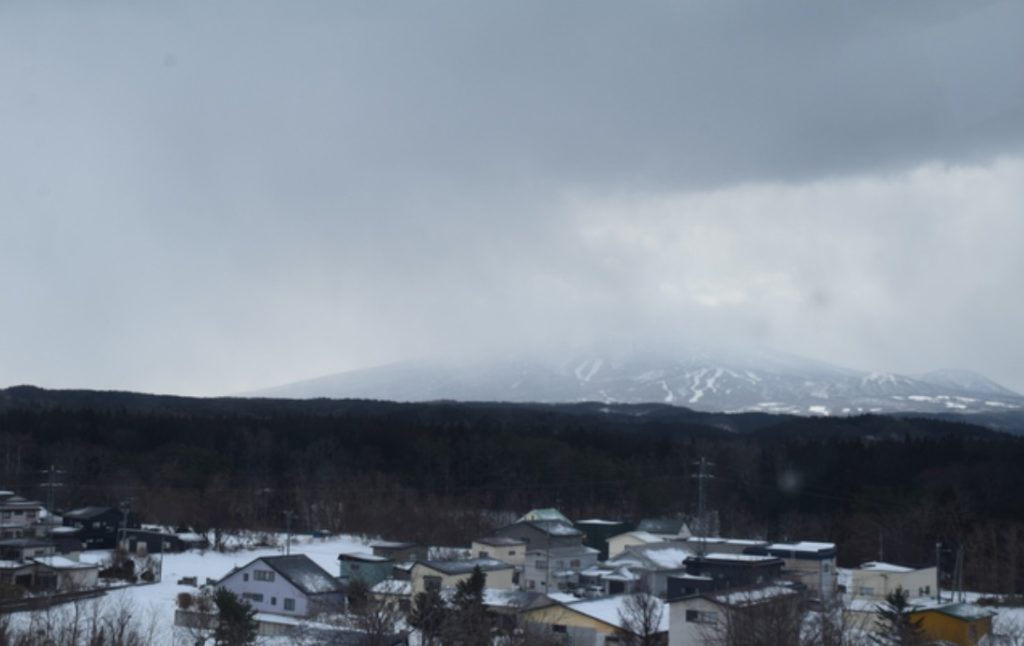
<box><xmin>570</xmin><ymin>559</ymin><xmax>581</xmax><ymax>568</ymax></box>
<box><xmin>424</xmin><ymin>576</ymin><xmax>442</xmax><ymax>592</ymax></box>
<box><xmin>254</xmin><ymin>570</ymin><xmax>275</xmax><ymax>582</ymax></box>
<box><xmin>528</xmin><ymin>580</ymin><xmax>535</xmax><ymax>590</ymax></box>
<box><xmin>352</xmin><ymin>564</ymin><xmax>361</xmax><ymax>571</ymax></box>
<box><xmin>858</xmin><ymin>586</ymin><xmax>874</xmax><ymax>596</ymax></box>
<box><xmin>686</xmin><ymin>610</ymin><xmax>717</xmax><ymax>624</ymax></box>
<box><xmin>284</xmin><ymin>598</ymin><xmax>295</xmax><ymax>611</ymax></box>
<box><xmin>479</xmin><ymin>551</ymin><xmax>488</xmax><ymax>558</ymax></box>
<box><xmin>243</xmin><ymin>574</ymin><xmax>249</xmax><ymax>581</ymax></box>
<box><xmin>552</xmin><ymin>625</ymin><xmax>567</xmax><ymax>633</ymax></box>
<box><xmin>271</xmin><ymin>597</ymin><xmax>277</xmax><ymax>605</ymax></box>
<box><xmin>242</xmin><ymin>593</ymin><xmax>264</xmax><ymax>602</ymax></box>
<box><xmin>535</xmin><ymin>560</ymin><xmax>547</xmax><ymax>569</ymax></box>
<box><xmin>508</xmin><ymin>550</ymin><xmax>516</xmax><ymax>556</ymax></box>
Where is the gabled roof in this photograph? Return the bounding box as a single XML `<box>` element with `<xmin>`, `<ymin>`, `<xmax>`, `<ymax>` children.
<box><xmin>339</xmin><ymin>551</ymin><xmax>392</xmax><ymax>563</ymax></box>
<box><xmin>911</xmin><ymin>603</ymin><xmax>995</xmax><ymax>622</ymax></box>
<box><xmin>609</xmin><ymin>542</ymin><xmax>693</xmax><ymax>571</ymax></box>
<box><xmin>637</xmin><ymin>518</ymin><xmax>689</xmax><ymax>536</ymax></box>
<box><xmin>552</xmin><ymin>595</ymin><xmax>669</xmax><ymax>634</ymax></box>
<box><xmin>32</xmin><ymin>556</ymin><xmax>98</xmax><ymax>571</ymax></box>
<box><xmin>63</xmin><ymin>506</ymin><xmax>115</xmax><ymax>520</ymax></box>
<box><xmin>228</xmin><ymin>555</ymin><xmax>344</xmax><ymax>596</ymax></box>
<box><xmin>517</xmin><ymin>508</ymin><xmax>571</xmax><ymax>524</ymax></box>
<box><xmin>473</xmin><ymin>536</ymin><xmax>526</xmax><ymax>547</ymax></box>
<box><xmin>858</xmin><ymin>561</ymin><xmax>915</xmax><ymax>573</ymax></box>
<box><xmin>416</xmin><ymin>558</ymin><xmax>512</xmax><ymax>576</ymax></box>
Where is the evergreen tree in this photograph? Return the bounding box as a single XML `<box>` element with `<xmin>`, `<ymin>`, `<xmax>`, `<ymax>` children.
<box><xmin>409</xmin><ymin>588</ymin><xmax>448</xmax><ymax>646</ymax></box>
<box><xmin>870</xmin><ymin>587</ymin><xmax>925</xmax><ymax>646</ymax></box>
<box><xmin>213</xmin><ymin>588</ymin><xmax>258</xmax><ymax>646</ymax></box>
<box><xmin>445</xmin><ymin>566</ymin><xmax>492</xmax><ymax>646</ymax></box>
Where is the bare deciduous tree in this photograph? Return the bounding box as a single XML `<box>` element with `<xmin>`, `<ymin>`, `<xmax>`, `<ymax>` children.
<box><xmin>617</xmin><ymin>583</ymin><xmax>667</xmax><ymax>646</ymax></box>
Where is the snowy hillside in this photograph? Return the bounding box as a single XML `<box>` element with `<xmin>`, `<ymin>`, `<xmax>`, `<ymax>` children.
<box><xmin>248</xmin><ymin>351</ymin><xmax>1024</xmax><ymax>417</ymax></box>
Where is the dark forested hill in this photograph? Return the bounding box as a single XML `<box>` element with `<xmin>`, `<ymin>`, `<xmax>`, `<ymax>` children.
<box><xmin>1</xmin><ymin>386</ymin><xmax>1023</xmax><ymax>592</ymax></box>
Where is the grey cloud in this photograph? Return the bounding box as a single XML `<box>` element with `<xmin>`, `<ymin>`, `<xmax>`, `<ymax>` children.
<box><xmin>0</xmin><ymin>1</ymin><xmax>1022</xmax><ymax>394</ymax></box>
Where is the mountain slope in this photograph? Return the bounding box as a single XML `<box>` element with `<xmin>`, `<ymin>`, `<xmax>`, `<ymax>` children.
<box><xmin>248</xmin><ymin>351</ymin><xmax>1024</xmax><ymax>417</ymax></box>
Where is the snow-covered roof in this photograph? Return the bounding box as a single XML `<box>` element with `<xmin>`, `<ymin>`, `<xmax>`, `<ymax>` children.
<box><xmin>766</xmin><ymin>541</ymin><xmax>836</xmax><ymax>553</ymax></box>
<box><xmin>526</xmin><ymin>545</ymin><xmax>599</xmax><ymax>558</ymax></box>
<box><xmin>702</xmin><ymin>552</ymin><xmax>779</xmax><ymax>563</ymax></box>
<box><xmin>517</xmin><ymin>508</ymin><xmax>571</xmax><ymax>524</ymax></box>
<box><xmin>417</xmin><ymin>558</ymin><xmax>512</xmax><ymax>576</ymax></box>
<box><xmin>858</xmin><ymin>561</ymin><xmax>915</xmax><ymax>573</ymax></box>
<box><xmin>257</xmin><ymin>555</ymin><xmax>344</xmax><ymax>595</ymax></box>
<box><xmin>473</xmin><ymin>536</ymin><xmax>525</xmax><ymax>547</ymax></box>
<box><xmin>575</xmin><ymin>519</ymin><xmax>624</xmax><ymax>526</ymax></box>
<box><xmin>612</xmin><ymin>530</ymin><xmax>666</xmax><ymax>544</ymax></box>
<box><xmin>560</xmin><ymin>595</ymin><xmax>669</xmax><ymax>633</ymax></box>
<box><xmin>709</xmin><ymin>585</ymin><xmax>798</xmax><ymax>607</ymax></box>
<box><xmin>372</xmin><ymin>579</ymin><xmax>412</xmax><ymax>596</ymax></box>
<box><xmin>914</xmin><ymin>603</ymin><xmax>995</xmax><ymax>622</ymax></box>
<box><xmin>0</xmin><ymin>560</ymin><xmax>28</xmax><ymax>570</ymax></box>
<box><xmin>610</xmin><ymin>543</ymin><xmax>692</xmax><ymax>570</ymax></box>
<box><xmin>32</xmin><ymin>556</ymin><xmax>98</xmax><ymax>570</ymax></box>
<box><xmin>338</xmin><ymin>551</ymin><xmax>391</xmax><ymax>563</ymax></box>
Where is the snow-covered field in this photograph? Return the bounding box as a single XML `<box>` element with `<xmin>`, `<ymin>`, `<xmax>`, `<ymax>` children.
<box><xmin>11</xmin><ymin>533</ymin><xmax>371</xmax><ymax>645</ymax></box>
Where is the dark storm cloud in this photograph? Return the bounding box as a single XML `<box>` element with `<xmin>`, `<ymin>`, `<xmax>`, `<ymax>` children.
<box><xmin>0</xmin><ymin>0</ymin><xmax>1022</xmax><ymax>394</ymax></box>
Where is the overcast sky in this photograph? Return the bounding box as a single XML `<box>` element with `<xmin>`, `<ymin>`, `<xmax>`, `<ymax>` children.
<box><xmin>2</xmin><ymin>0</ymin><xmax>1023</xmax><ymax>396</ymax></box>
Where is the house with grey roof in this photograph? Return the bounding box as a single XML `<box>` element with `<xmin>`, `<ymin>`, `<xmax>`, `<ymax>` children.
<box><xmin>493</xmin><ymin>519</ymin><xmax>585</xmax><ymax>551</ymax></box>
<box><xmin>604</xmin><ymin>541</ymin><xmax>695</xmax><ymax>597</ymax></box>
<box><xmin>217</xmin><ymin>554</ymin><xmax>345</xmax><ymax>618</ymax></box>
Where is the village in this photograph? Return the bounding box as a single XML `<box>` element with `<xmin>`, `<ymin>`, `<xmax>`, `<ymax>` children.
<box><xmin>0</xmin><ymin>487</ymin><xmax>1019</xmax><ymax>645</ymax></box>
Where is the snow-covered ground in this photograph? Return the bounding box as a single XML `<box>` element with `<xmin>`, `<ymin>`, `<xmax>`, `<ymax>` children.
<box><xmin>10</xmin><ymin>533</ymin><xmax>371</xmax><ymax>645</ymax></box>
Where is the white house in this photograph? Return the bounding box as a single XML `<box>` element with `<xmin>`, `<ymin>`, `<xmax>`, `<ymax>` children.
<box><xmin>841</xmin><ymin>561</ymin><xmax>937</xmax><ymax>600</ymax></box>
<box><xmin>217</xmin><ymin>554</ymin><xmax>345</xmax><ymax>618</ymax></box>
<box><xmin>471</xmin><ymin>536</ymin><xmax>527</xmax><ymax>567</ymax></box>
<box><xmin>410</xmin><ymin>558</ymin><xmax>516</xmax><ymax>596</ymax></box>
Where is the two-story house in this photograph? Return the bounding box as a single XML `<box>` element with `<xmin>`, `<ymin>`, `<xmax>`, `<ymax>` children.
<box><xmin>217</xmin><ymin>554</ymin><xmax>345</xmax><ymax>617</ymax></box>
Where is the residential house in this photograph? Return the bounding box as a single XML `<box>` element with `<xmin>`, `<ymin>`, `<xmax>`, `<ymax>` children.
<box><xmin>0</xmin><ymin>493</ymin><xmax>46</xmax><ymax>538</ymax></box>
<box><xmin>0</xmin><ymin>546</ymin><xmax>99</xmax><ymax>592</ymax></box>
<box><xmin>123</xmin><ymin>528</ymin><xmax>205</xmax><ymax>555</ymax></box>
<box><xmin>410</xmin><ymin>558</ymin><xmax>515</xmax><ymax>596</ymax></box>
<box><xmin>30</xmin><ymin>556</ymin><xmax>99</xmax><ymax>590</ymax></box>
<box><xmin>493</xmin><ymin>519</ymin><xmax>585</xmax><ymax>551</ymax></box>
<box><xmin>471</xmin><ymin>536</ymin><xmax>526</xmax><ymax>567</ymax></box>
<box><xmin>603</xmin><ymin>542</ymin><xmax>694</xmax><ymax>597</ymax></box>
<box><xmin>522</xmin><ymin>593</ymin><xmax>669</xmax><ymax>646</ymax></box>
<box><xmin>338</xmin><ymin>551</ymin><xmax>394</xmax><ymax>588</ymax></box>
<box><xmin>668</xmin><ymin>584</ymin><xmax>801</xmax><ymax>646</ymax></box>
<box><xmin>910</xmin><ymin>603</ymin><xmax>994</xmax><ymax>646</ymax></box>
<box><xmin>745</xmin><ymin>541</ymin><xmax>837</xmax><ymax>598</ymax></box>
<box><xmin>607</xmin><ymin>530</ymin><xmax>667</xmax><ymax>559</ymax></box>
<box><xmin>62</xmin><ymin>506</ymin><xmax>136</xmax><ymax>549</ymax></box>
<box><xmin>217</xmin><ymin>554</ymin><xmax>345</xmax><ymax>618</ymax></box>
<box><xmin>668</xmin><ymin>553</ymin><xmax>785</xmax><ymax>598</ymax></box>
<box><xmin>575</xmin><ymin>519</ymin><xmax>628</xmax><ymax>561</ymax></box>
<box><xmin>370</xmin><ymin>541</ymin><xmax>427</xmax><ymax>563</ymax></box>
<box><xmin>522</xmin><ymin>544</ymin><xmax>600</xmax><ymax>593</ymax></box>
<box><xmin>841</xmin><ymin>561</ymin><xmax>937</xmax><ymax>600</ymax></box>
<box><xmin>636</xmin><ymin>518</ymin><xmax>692</xmax><ymax>540</ymax></box>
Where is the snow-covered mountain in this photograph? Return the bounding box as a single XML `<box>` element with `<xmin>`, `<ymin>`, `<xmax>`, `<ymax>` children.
<box><xmin>247</xmin><ymin>351</ymin><xmax>1024</xmax><ymax>416</ymax></box>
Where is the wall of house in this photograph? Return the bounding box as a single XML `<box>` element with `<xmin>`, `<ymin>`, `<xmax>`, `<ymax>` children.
<box><xmin>339</xmin><ymin>559</ymin><xmax>393</xmax><ymax>587</ymax></box>
<box><xmin>219</xmin><ymin>561</ymin><xmax>311</xmax><ymax>617</ymax></box>
<box><xmin>911</xmin><ymin>611</ymin><xmax>991</xmax><ymax>646</ymax></box>
<box><xmin>522</xmin><ymin>549</ymin><xmax>600</xmax><ymax>592</ymax></box>
<box><xmin>471</xmin><ymin>541</ymin><xmax>525</xmax><ymax>567</ymax></box>
<box><xmin>668</xmin><ymin>597</ymin><xmax>723</xmax><ymax>646</ymax></box>
<box><xmin>410</xmin><ymin>565</ymin><xmax>516</xmax><ymax>596</ymax></box>
<box><xmin>608</xmin><ymin>534</ymin><xmax>657</xmax><ymax>559</ymax></box>
<box><xmin>778</xmin><ymin>556</ymin><xmax>837</xmax><ymax>598</ymax></box>
<box><xmin>849</xmin><ymin>567</ymin><xmax>937</xmax><ymax>600</ymax></box>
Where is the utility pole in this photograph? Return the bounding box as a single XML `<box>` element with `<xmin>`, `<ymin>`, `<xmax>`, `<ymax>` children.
<box><xmin>692</xmin><ymin>457</ymin><xmax>714</xmax><ymax>557</ymax></box>
<box><xmin>38</xmin><ymin>465</ymin><xmax>64</xmax><ymax>526</ymax></box>
<box><xmin>119</xmin><ymin>500</ymin><xmax>131</xmax><ymax>552</ymax></box>
<box><xmin>283</xmin><ymin>510</ymin><xmax>295</xmax><ymax>556</ymax></box>
<box><xmin>935</xmin><ymin>542</ymin><xmax>942</xmax><ymax>601</ymax></box>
